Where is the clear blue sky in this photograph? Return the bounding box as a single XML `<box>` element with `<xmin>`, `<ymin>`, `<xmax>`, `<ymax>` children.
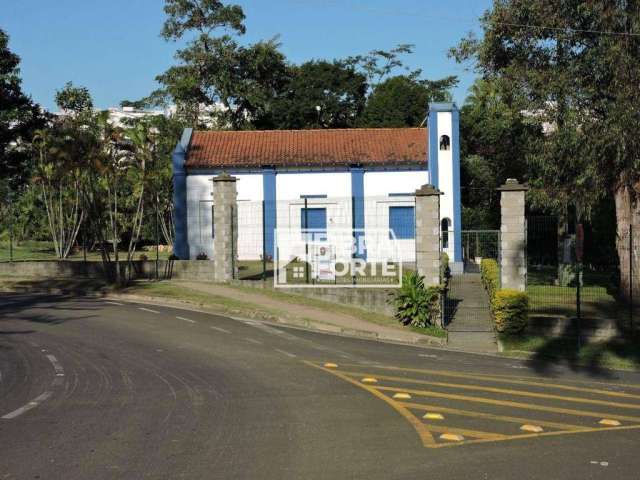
<box><xmin>3</xmin><ymin>0</ymin><xmax>490</xmax><ymax>112</ymax></box>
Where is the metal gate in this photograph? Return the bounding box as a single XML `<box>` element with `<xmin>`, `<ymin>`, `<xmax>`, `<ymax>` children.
<box><xmin>443</xmin><ymin>230</ymin><xmax>500</xmax><ymax>329</ymax></box>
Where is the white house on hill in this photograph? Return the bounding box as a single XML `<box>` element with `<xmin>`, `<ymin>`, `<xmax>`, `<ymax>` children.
<box><xmin>172</xmin><ymin>103</ymin><xmax>463</xmax><ymax>272</ymax></box>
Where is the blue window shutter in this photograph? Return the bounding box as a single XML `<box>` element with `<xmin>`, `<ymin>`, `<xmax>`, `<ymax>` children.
<box><xmin>389</xmin><ymin>206</ymin><xmax>415</xmax><ymax>240</ymax></box>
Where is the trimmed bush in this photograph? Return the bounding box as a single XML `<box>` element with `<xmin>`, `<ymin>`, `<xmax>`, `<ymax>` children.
<box><xmin>480</xmin><ymin>258</ymin><xmax>499</xmax><ymax>300</ymax></box>
<box><xmin>389</xmin><ymin>271</ymin><xmax>442</xmax><ymax>328</ymax></box>
<box><xmin>492</xmin><ymin>289</ymin><xmax>529</xmax><ymax>334</ymax></box>
<box><xmin>440</xmin><ymin>252</ymin><xmax>450</xmax><ymax>285</ymax></box>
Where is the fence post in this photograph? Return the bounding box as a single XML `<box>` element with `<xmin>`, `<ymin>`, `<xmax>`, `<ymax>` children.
<box><xmin>631</xmin><ymin>223</ymin><xmax>634</xmax><ymax>334</ymax></box>
<box><xmin>155</xmin><ymin>194</ymin><xmax>160</xmax><ymax>281</ymax></box>
<box><xmin>212</xmin><ymin>173</ymin><xmax>238</xmax><ymax>283</ymax></box>
<box><xmin>262</xmin><ymin>200</ymin><xmax>267</xmax><ymax>282</ymax></box>
<box><xmin>497</xmin><ymin>179</ymin><xmax>529</xmax><ymax>292</ymax></box>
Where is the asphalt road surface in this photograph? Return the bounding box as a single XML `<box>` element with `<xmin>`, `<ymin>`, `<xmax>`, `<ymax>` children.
<box><xmin>1</xmin><ymin>293</ymin><xmax>640</xmax><ymax>479</ymax></box>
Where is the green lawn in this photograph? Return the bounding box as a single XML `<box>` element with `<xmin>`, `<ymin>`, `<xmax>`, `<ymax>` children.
<box><xmin>0</xmin><ymin>240</ymin><xmax>174</xmax><ymax>262</ymax></box>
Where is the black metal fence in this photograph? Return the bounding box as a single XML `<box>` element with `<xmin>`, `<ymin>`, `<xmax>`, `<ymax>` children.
<box><xmin>526</xmin><ymin>216</ymin><xmax>638</xmax><ymax>338</ymax></box>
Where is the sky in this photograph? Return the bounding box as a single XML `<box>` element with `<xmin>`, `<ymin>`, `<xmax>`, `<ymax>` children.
<box><xmin>2</xmin><ymin>0</ymin><xmax>491</xmax><ymax>112</ymax></box>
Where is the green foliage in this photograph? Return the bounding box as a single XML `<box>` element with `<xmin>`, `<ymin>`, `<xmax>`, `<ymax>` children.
<box><xmin>268</xmin><ymin>60</ymin><xmax>367</xmax><ymax>129</ymax></box>
<box><xmin>492</xmin><ymin>289</ymin><xmax>529</xmax><ymax>334</ymax></box>
<box><xmin>0</xmin><ymin>29</ymin><xmax>45</xmax><ymax>193</ymax></box>
<box><xmin>389</xmin><ymin>271</ymin><xmax>441</xmax><ymax>328</ymax></box>
<box><xmin>480</xmin><ymin>258</ymin><xmax>500</xmax><ymax>300</ymax></box>
<box><xmin>55</xmin><ymin>82</ymin><xmax>93</xmax><ymax>114</ymax></box>
<box><xmin>440</xmin><ymin>252</ymin><xmax>450</xmax><ymax>285</ymax></box>
<box><xmin>358</xmin><ymin>75</ymin><xmax>456</xmax><ymax>128</ymax></box>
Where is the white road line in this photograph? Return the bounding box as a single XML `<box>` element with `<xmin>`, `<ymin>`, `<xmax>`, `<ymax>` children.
<box><xmin>139</xmin><ymin>307</ymin><xmax>160</xmax><ymax>314</ymax></box>
<box><xmin>2</xmin><ymin>391</ymin><xmax>53</xmax><ymax>419</ymax></box>
<box><xmin>274</xmin><ymin>349</ymin><xmax>297</xmax><ymax>358</ymax></box>
<box><xmin>245</xmin><ymin>338</ymin><xmax>262</xmax><ymax>345</ymax></box>
<box><xmin>46</xmin><ymin>354</ymin><xmax>64</xmax><ymax>375</ymax></box>
<box><xmin>176</xmin><ymin>316</ymin><xmax>197</xmax><ymax>324</ymax></box>
<box><xmin>104</xmin><ymin>301</ymin><xmax>124</xmax><ymax>306</ymax></box>
<box><xmin>210</xmin><ymin>326</ymin><xmax>231</xmax><ymax>334</ymax></box>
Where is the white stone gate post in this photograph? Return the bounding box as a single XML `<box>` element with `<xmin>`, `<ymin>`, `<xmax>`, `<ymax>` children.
<box><xmin>213</xmin><ymin>173</ymin><xmax>238</xmax><ymax>282</ymax></box>
<box><xmin>497</xmin><ymin>179</ymin><xmax>528</xmax><ymax>291</ymax></box>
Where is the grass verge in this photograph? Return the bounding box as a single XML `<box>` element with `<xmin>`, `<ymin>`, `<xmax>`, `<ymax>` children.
<box><xmin>499</xmin><ymin>333</ymin><xmax>640</xmax><ymax>371</ymax></box>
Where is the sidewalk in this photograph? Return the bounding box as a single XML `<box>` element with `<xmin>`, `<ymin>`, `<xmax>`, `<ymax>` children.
<box><xmin>115</xmin><ymin>281</ymin><xmax>446</xmax><ymax>347</ymax></box>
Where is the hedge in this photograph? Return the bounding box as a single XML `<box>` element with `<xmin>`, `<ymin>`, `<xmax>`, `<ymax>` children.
<box><xmin>480</xmin><ymin>258</ymin><xmax>529</xmax><ymax>334</ymax></box>
<box><xmin>492</xmin><ymin>289</ymin><xmax>529</xmax><ymax>334</ymax></box>
<box><xmin>480</xmin><ymin>258</ymin><xmax>499</xmax><ymax>299</ymax></box>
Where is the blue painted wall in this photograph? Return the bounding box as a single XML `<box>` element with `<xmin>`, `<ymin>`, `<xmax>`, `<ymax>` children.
<box><xmin>428</xmin><ymin>110</ymin><xmax>439</xmax><ymax>188</ymax></box>
<box><xmin>263</xmin><ymin>169</ymin><xmax>277</xmax><ymax>259</ymax></box>
<box><xmin>172</xmin><ymin>128</ymin><xmax>192</xmax><ymax>259</ymax></box>
<box><xmin>350</xmin><ymin>168</ymin><xmax>365</xmax><ymax>259</ymax></box>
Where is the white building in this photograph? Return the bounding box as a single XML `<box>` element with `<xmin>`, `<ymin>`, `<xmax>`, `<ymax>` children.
<box><xmin>172</xmin><ymin>103</ymin><xmax>463</xmax><ymax>271</ymax></box>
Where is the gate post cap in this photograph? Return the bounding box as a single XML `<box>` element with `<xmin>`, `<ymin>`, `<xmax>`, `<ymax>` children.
<box><xmin>497</xmin><ymin>179</ymin><xmax>529</xmax><ymax>192</ymax></box>
<box><xmin>415</xmin><ymin>184</ymin><xmax>443</xmax><ymax>196</ymax></box>
<box><xmin>213</xmin><ymin>172</ymin><xmax>238</xmax><ymax>183</ymax></box>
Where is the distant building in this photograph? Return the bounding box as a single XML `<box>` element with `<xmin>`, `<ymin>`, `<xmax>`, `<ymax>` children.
<box><xmin>172</xmin><ymin>103</ymin><xmax>463</xmax><ymax>271</ymax></box>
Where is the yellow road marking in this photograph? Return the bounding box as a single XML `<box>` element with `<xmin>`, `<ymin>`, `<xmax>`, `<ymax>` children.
<box><xmin>323</xmin><ymin>363</ymin><xmax>338</xmax><ymax>368</ymax></box>
<box><xmin>400</xmin><ymin>401</ymin><xmax>586</xmax><ymax>431</ymax></box>
<box><xmin>599</xmin><ymin>419</ymin><xmax>622</xmax><ymax>426</ymax></box>
<box><xmin>520</xmin><ymin>424</ymin><xmax>544</xmax><ymax>433</ymax></box>
<box><xmin>423</xmin><ymin>424</ymin><xmax>506</xmax><ymax>440</ymax></box>
<box><xmin>440</xmin><ymin>433</ymin><xmax>464</xmax><ymax>442</ymax></box>
<box><xmin>423</xmin><ymin>412</ymin><xmax>444</xmax><ymax>420</ymax></box>
<box><xmin>374</xmin><ymin>385</ymin><xmax>640</xmax><ymax>423</ymax></box>
<box><xmin>428</xmin><ymin>424</ymin><xmax>640</xmax><ymax>449</ymax></box>
<box><xmin>336</xmin><ymin>364</ymin><xmax>640</xmax><ymax>399</ymax></box>
<box><xmin>361</xmin><ymin>378</ymin><xmax>378</xmax><ymax>384</ymax></box>
<box><xmin>339</xmin><ymin>371</ymin><xmax>640</xmax><ymax>410</ymax></box>
<box><xmin>304</xmin><ymin>361</ymin><xmax>436</xmax><ymax>447</ymax></box>
<box><xmin>393</xmin><ymin>393</ymin><xmax>412</xmax><ymax>400</ymax></box>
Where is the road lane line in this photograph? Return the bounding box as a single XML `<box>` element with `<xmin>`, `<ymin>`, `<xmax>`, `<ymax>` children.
<box><xmin>338</xmin><ymin>371</ymin><xmax>640</xmax><ymax>410</ymax></box>
<box><xmin>274</xmin><ymin>349</ymin><xmax>297</xmax><ymax>358</ymax></box>
<box><xmin>304</xmin><ymin>361</ymin><xmax>436</xmax><ymax>447</ymax></box>
<box><xmin>373</xmin><ymin>385</ymin><xmax>640</xmax><ymax>423</ymax></box>
<box><xmin>139</xmin><ymin>307</ymin><xmax>160</xmax><ymax>314</ymax></box>
<box><xmin>176</xmin><ymin>316</ymin><xmax>196</xmax><ymax>324</ymax></box>
<box><xmin>2</xmin><ymin>391</ymin><xmax>53</xmax><ymax>419</ymax></box>
<box><xmin>104</xmin><ymin>301</ymin><xmax>124</xmax><ymax>306</ymax></box>
<box><xmin>245</xmin><ymin>338</ymin><xmax>262</xmax><ymax>345</ymax></box>
<box><xmin>210</xmin><ymin>326</ymin><xmax>231</xmax><ymax>334</ymax></box>
<box><xmin>422</xmin><ymin>424</ymin><xmax>506</xmax><ymax>440</ymax></box>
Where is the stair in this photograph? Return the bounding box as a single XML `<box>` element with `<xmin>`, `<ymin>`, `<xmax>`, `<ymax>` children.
<box><xmin>445</xmin><ymin>273</ymin><xmax>497</xmax><ymax>353</ymax></box>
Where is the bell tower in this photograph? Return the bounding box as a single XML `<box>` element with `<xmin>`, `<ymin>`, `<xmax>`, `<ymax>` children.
<box><xmin>428</xmin><ymin>103</ymin><xmax>462</xmax><ymax>273</ymax></box>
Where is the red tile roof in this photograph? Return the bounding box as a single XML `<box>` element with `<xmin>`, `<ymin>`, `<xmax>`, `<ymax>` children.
<box><xmin>186</xmin><ymin>128</ymin><xmax>427</xmax><ymax>169</ymax></box>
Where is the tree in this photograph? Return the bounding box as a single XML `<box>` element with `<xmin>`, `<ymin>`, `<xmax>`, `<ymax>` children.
<box><xmin>55</xmin><ymin>82</ymin><xmax>93</xmax><ymax>115</ymax></box>
<box><xmin>268</xmin><ymin>60</ymin><xmax>367</xmax><ymax>129</ymax></box>
<box><xmin>452</xmin><ymin>1</ymin><xmax>640</xmax><ymax>301</ymax></box>
<box><xmin>157</xmin><ymin>0</ymin><xmax>289</xmax><ymax>129</ymax></box>
<box><xmin>0</xmin><ymin>29</ymin><xmax>44</xmax><ymax>194</ymax></box>
<box><xmin>459</xmin><ymin>78</ymin><xmax>541</xmax><ymax>228</ymax></box>
<box><xmin>358</xmin><ymin>75</ymin><xmax>457</xmax><ymax>128</ymax></box>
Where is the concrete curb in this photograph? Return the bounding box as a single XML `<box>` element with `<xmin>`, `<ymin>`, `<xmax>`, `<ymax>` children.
<box><xmin>104</xmin><ymin>292</ymin><xmax>447</xmax><ymax>348</ymax></box>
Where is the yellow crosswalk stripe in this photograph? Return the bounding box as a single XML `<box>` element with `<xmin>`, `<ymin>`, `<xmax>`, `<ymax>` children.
<box><xmin>339</xmin><ymin>371</ymin><xmax>640</xmax><ymax>410</ymax></box>
<box><xmin>336</xmin><ymin>364</ymin><xmax>640</xmax><ymax>400</ymax></box>
<box><xmin>400</xmin><ymin>401</ymin><xmax>586</xmax><ymax>431</ymax></box>
<box><xmin>374</xmin><ymin>385</ymin><xmax>640</xmax><ymax>423</ymax></box>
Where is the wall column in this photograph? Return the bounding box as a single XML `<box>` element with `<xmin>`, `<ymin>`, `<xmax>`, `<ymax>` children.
<box><xmin>213</xmin><ymin>173</ymin><xmax>238</xmax><ymax>282</ymax></box>
<box><xmin>172</xmin><ymin>128</ymin><xmax>192</xmax><ymax>259</ymax></box>
<box><xmin>415</xmin><ymin>184</ymin><xmax>442</xmax><ymax>287</ymax></box>
<box><xmin>498</xmin><ymin>179</ymin><xmax>528</xmax><ymax>291</ymax></box>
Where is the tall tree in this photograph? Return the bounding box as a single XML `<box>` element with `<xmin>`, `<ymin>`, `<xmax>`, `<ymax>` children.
<box><xmin>358</xmin><ymin>75</ymin><xmax>457</xmax><ymax>128</ymax></box>
<box><xmin>452</xmin><ymin>1</ymin><xmax>640</xmax><ymax>301</ymax></box>
<box><xmin>268</xmin><ymin>60</ymin><xmax>367</xmax><ymax>129</ymax></box>
<box><xmin>55</xmin><ymin>82</ymin><xmax>93</xmax><ymax>115</ymax></box>
<box><xmin>0</xmin><ymin>29</ymin><xmax>44</xmax><ymax>194</ymax></box>
<box><xmin>157</xmin><ymin>0</ymin><xmax>288</xmax><ymax>129</ymax></box>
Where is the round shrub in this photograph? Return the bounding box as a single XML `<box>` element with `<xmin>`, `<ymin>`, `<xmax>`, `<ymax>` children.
<box><xmin>492</xmin><ymin>289</ymin><xmax>529</xmax><ymax>334</ymax></box>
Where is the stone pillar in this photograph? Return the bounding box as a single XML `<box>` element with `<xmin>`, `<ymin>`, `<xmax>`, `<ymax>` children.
<box><xmin>498</xmin><ymin>179</ymin><xmax>528</xmax><ymax>291</ymax></box>
<box><xmin>415</xmin><ymin>184</ymin><xmax>443</xmax><ymax>287</ymax></box>
<box><xmin>213</xmin><ymin>173</ymin><xmax>238</xmax><ymax>282</ymax></box>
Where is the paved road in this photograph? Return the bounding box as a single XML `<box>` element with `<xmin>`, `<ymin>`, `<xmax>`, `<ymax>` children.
<box><xmin>1</xmin><ymin>293</ymin><xmax>639</xmax><ymax>479</ymax></box>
